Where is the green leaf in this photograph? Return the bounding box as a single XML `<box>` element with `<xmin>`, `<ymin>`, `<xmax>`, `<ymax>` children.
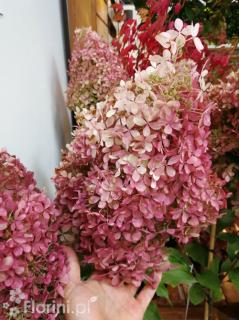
<box><xmin>144</xmin><ymin>302</ymin><xmax>161</xmax><ymax>320</ymax></box>
<box><xmin>189</xmin><ymin>283</ymin><xmax>206</xmax><ymax>305</ymax></box>
<box><xmin>184</xmin><ymin>7</ymin><xmax>194</xmax><ymax>20</ymax></box>
<box><xmin>196</xmin><ymin>270</ymin><xmax>220</xmax><ymax>292</ymax></box>
<box><xmin>221</xmin><ymin>259</ymin><xmax>231</xmax><ymax>273</ymax></box>
<box><xmin>229</xmin><ymin>268</ymin><xmax>239</xmax><ymax>291</ymax></box>
<box><xmin>203</xmin><ymin>21</ymin><xmax>213</xmax><ymax>34</ymax></box>
<box><xmin>217</xmin><ymin>210</ymin><xmax>235</xmax><ymax>232</ymax></box>
<box><xmin>212</xmin><ymin>288</ymin><xmax>224</xmax><ymax>302</ymax></box>
<box><xmin>161</xmin><ymin>268</ymin><xmax>195</xmax><ymax>288</ymax></box>
<box><xmin>167</xmin><ymin>248</ymin><xmax>189</xmax><ymax>267</ymax></box>
<box><xmin>217</xmin><ymin>233</ymin><xmax>239</xmax><ymax>243</ymax></box>
<box><xmin>156</xmin><ymin>283</ymin><xmax>170</xmax><ymax>301</ymax></box>
<box><xmin>227</xmin><ymin>238</ymin><xmax>239</xmax><ymax>260</ymax></box>
<box><xmin>185</xmin><ymin>242</ymin><xmax>208</xmax><ymax>267</ymax></box>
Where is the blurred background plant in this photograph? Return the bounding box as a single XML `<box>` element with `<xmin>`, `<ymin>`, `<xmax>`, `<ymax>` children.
<box><xmin>116</xmin><ymin>0</ymin><xmax>239</xmax><ymax>43</ymax></box>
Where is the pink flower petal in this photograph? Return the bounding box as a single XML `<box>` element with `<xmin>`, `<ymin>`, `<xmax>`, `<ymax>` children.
<box><xmin>133</xmin><ymin>116</ymin><xmax>147</xmax><ymax>126</ymax></box>
<box><xmin>166</xmin><ymin>166</ymin><xmax>176</xmax><ymax>177</ymax></box>
<box><xmin>132</xmin><ymin>231</ymin><xmax>142</xmax><ymax>242</ymax></box>
<box><xmin>132</xmin><ymin>170</ymin><xmax>141</xmax><ymax>182</ymax></box>
<box><xmin>174</xmin><ymin>18</ymin><xmax>183</xmax><ymax>32</ymax></box>
<box><xmin>192</xmin><ymin>23</ymin><xmax>200</xmax><ymax>37</ymax></box>
<box><xmin>164</xmin><ymin>125</ymin><xmax>173</xmax><ymax>135</ymax></box>
<box><xmin>193</xmin><ymin>37</ymin><xmax>204</xmax><ymax>52</ymax></box>
<box><xmin>0</xmin><ymin>220</ymin><xmax>7</xmax><ymax>230</ymax></box>
<box><xmin>168</xmin><ymin>155</ymin><xmax>180</xmax><ymax>165</ymax></box>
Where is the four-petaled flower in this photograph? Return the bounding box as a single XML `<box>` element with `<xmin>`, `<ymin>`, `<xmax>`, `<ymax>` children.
<box><xmin>9</xmin><ymin>307</ymin><xmax>20</xmax><ymax>318</ymax></box>
<box><xmin>156</xmin><ymin>18</ymin><xmax>204</xmax><ymax>54</ymax></box>
<box><xmin>3</xmin><ymin>302</ymin><xmax>9</xmax><ymax>309</ymax></box>
<box><xmin>10</xmin><ymin>288</ymin><xmax>25</xmax><ymax>305</ymax></box>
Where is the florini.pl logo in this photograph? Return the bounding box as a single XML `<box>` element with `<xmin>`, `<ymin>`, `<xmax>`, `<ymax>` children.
<box><xmin>2</xmin><ymin>288</ymin><xmax>98</xmax><ymax>318</ymax></box>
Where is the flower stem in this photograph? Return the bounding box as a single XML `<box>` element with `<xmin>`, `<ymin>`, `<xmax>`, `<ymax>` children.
<box><xmin>204</xmin><ymin>223</ymin><xmax>217</xmax><ymax>320</ymax></box>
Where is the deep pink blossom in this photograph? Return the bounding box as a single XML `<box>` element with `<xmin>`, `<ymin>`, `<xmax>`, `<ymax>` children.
<box><xmin>0</xmin><ymin>150</ymin><xmax>68</xmax><ymax>320</ymax></box>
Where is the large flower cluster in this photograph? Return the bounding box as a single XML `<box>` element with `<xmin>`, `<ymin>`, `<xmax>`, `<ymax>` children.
<box><xmin>67</xmin><ymin>28</ymin><xmax>127</xmax><ymax>123</ymax></box>
<box><xmin>0</xmin><ymin>150</ymin><xmax>68</xmax><ymax>320</ymax></box>
<box><xmin>54</xmin><ymin>22</ymin><xmax>226</xmax><ymax>287</ymax></box>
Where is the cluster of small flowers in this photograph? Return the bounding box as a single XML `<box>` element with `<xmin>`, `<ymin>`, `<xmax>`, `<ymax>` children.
<box><xmin>54</xmin><ymin>21</ymin><xmax>226</xmax><ymax>287</ymax></box>
<box><xmin>67</xmin><ymin>28</ymin><xmax>127</xmax><ymax>123</ymax></box>
<box><xmin>0</xmin><ymin>150</ymin><xmax>68</xmax><ymax>319</ymax></box>
<box><xmin>209</xmin><ymin>69</ymin><xmax>239</xmax><ymax>159</ymax></box>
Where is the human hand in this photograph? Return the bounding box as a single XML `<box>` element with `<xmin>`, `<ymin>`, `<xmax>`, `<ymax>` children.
<box><xmin>63</xmin><ymin>247</ymin><xmax>161</xmax><ymax>320</ymax></box>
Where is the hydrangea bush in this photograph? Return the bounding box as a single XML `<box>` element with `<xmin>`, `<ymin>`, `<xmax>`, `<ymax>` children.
<box><xmin>0</xmin><ymin>150</ymin><xmax>68</xmax><ymax>320</ymax></box>
<box><xmin>209</xmin><ymin>67</ymin><xmax>239</xmax><ymax>238</ymax></box>
<box><xmin>54</xmin><ymin>20</ymin><xmax>226</xmax><ymax>287</ymax></box>
<box><xmin>67</xmin><ymin>28</ymin><xmax>127</xmax><ymax>123</ymax></box>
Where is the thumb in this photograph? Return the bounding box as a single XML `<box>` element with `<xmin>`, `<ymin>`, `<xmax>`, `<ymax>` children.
<box><xmin>137</xmin><ymin>272</ymin><xmax>162</xmax><ymax>313</ymax></box>
<box><xmin>63</xmin><ymin>246</ymin><xmax>81</xmax><ymax>299</ymax></box>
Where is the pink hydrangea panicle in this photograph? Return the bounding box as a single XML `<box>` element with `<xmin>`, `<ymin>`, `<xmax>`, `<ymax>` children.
<box><xmin>54</xmin><ymin>22</ymin><xmax>226</xmax><ymax>287</ymax></box>
<box><xmin>0</xmin><ymin>150</ymin><xmax>68</xmax><ymax>320</ymax></box>
<box><xmin>67</xmin><ymin>28</ymin><xmax>127</xmax><ymax>123</ymax></box>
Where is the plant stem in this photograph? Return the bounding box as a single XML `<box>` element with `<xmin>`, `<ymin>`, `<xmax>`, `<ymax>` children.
<box><xmin>204</xmin><ymin>301</ymin><xmax>209</xmax><ymax>320</ymax></box>
<box><xmin>208</xmin><ymin>223</ymin><xmax>217</xmax><ymax>267</ymax></box>
<box><xmin>204</xmin><ymin>223</ymin><xmax>217</xmax><ymax>320</ymax></box>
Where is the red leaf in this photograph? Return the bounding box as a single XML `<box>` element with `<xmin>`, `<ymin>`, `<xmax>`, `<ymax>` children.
<box><xmin>121</xmin><ymin>44</ymin><xmax>137</xmax><ymax>56</ymax></box>
<box><xmin>112</xmin><ymin>3</ymin><xmax>123</xmax><ymax>12</ymax></box>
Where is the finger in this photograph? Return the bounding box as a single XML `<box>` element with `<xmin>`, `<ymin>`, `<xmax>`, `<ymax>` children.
<box><xmin>126</xmin><ymin>284</ymin><xmax>138</xmax><ymax>297</ymax></box>
<box><xmin>136</xmin><ymin>273</ymin><xmax>162</xmax><ymax>312</ymax></box>
<box><xmin>63</xmin><ymin>246</ymin><xmax>81</xmax><ymax>299</ymax></box>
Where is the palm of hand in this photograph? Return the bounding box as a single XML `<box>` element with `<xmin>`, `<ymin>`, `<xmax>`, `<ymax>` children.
<box><xmin>64</xmin><ymin>247</ymin><xmax>161</xmax><ymax>320</ymax></box>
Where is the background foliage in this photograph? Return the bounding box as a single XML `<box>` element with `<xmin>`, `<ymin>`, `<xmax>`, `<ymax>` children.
<box><xmin>131</xmin><ymin>0</ymin><xmax>239</xmax><ymax>42</ymax></box>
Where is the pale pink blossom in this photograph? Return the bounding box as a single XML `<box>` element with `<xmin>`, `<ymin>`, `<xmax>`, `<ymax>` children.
<box><xmin>156</xmin><ymin>18</ymin><xmax>204</xmax><ymax>55</ymax></box>
<box><xmin>54</xmin><ymin>23</ymin><xmax>226</xmax><ymax>287</ymax></box>
<box><xmin>67</xmin><ymin>28</ymin><xmax>127</xmax><ymax>123</ymax></box>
